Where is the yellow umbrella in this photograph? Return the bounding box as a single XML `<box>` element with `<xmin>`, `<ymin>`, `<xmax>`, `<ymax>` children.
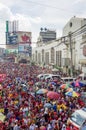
<box><xmin>0</xmin><ymin>113</ymin><xmax>6</xmax><ymax>122</ymax></box>
<box><xmin>72</xmin><ymin>91</ymin><xmax>80</xmax><ymax>97</ymax></box>
<box><xmin>65</xmin><ymin>91</ymin><xmax>80</xmax><ymax>97</ymax></box>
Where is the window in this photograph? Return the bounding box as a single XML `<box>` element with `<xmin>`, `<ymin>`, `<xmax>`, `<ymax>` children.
<box><xmin>70</xmin><ymin>22</ymin><xmax>72</xmax><ymax>27</ymax></box>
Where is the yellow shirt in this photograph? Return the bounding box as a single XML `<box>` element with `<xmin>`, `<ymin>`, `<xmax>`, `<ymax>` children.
<box><xmin>0</xmin><ymin>108</ymin><xmax>4</xmax><ymax>113</ymax></box>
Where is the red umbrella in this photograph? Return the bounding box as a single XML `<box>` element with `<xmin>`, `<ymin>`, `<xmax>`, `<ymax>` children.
<box><xmin>47</xmin><ymin>91</ymin><xmax>59</xmax><ymax>100</ymax></box>
<box><xmin>60</xmin><ymin>84</ymin><xmax>69</xmax><ymax>89</ymax></box>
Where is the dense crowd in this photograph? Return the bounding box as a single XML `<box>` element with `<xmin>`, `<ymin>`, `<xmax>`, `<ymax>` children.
<box><xmin>0</xmin><ymin>62</ymin><xmax>86</xmax><ymax>130</ymax></box>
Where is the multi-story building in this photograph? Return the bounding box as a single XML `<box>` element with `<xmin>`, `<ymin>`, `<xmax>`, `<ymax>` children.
<box><xmin>32</xmin><ymin>16</ymin><xmax>86</xmax><ymax>76</ymax></box>
<box><xmin>62</xmin><ymin>16</ymin><xmax>86</xmax><ymax>74</ymax></box>
<box><xmin>37</xmin><ymin>28</ymin><xmax>56</xmax><ymax>47</ymax></box>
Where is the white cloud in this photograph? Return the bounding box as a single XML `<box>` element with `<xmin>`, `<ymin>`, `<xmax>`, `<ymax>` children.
<box><xmin>0</xmin><ymin>2</ymin><xmax>42</xmax><ymax>45</ymax></box>
<box><xmin>73</xmin><ymin>0</ymin><xmax>85</xmax><ymax>4</ymax></box>
<box><xmin>0</xmin><ymin>3</ymin><xmax>12</xmax><ymax>21</ymax></box>
<box><xmin>30</xmin><ymin>17</ymin><xmax>42</xmax><ymax>24</ymax></box>
<box><xmin>13</xmin><ymin>14</ymin><xmax>32</xmax><ymax>31</ymax></box>
<box><xmin>0</xmin><ymin>0</ymin><xmax>86</xmax><ymax>47</ymax></box>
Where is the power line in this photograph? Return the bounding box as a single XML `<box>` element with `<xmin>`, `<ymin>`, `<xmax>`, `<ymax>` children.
<box><xmin>27</xmin><ymin>0</ymin><xmax>83</xmax><ymax>15</ymax></box>
<box><xmin>7</xmin><ymin>25</ymin><xmax>86</xmax><ymax>46</ymax></box>
<box><xmin>1</xmin><ymin>21</ymin><xmax>86</xmax><ymax>47</ymax></box>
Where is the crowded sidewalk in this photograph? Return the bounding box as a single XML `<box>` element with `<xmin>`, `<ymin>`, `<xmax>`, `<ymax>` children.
<box><xmin>0</xmin><ymin>62</ymin><xmax>85</xmax><ymax>130</ymax></box>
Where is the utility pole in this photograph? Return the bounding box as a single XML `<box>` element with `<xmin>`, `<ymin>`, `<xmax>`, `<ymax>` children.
<box><xmin>69</xmin><ymin>32</ymin><xmax>73</xmax><ymax>77</ymax></box>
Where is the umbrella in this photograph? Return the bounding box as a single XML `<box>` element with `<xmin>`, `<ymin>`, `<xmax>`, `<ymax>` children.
<box><xmin>71</xmin><ymin>81</ymin><xmax>86</xmax><ymax>87</ymax></box>
<box><xmin>44</xmin><ymin>103</ymin><xmax>53</xmax><ymax>108</ymax></box>
<box><xmin>66</xmin><ymin>87</ymin><xmax>73</xmax><ymax>92</ymax></box>
<box><xmin>0</xmin><ymin>113</ymin><xmax>6</xmax><ymax>122</ymax></box>
<box><xmin>74</xmin><ymin>81</ymin><xmax>80</xmax><ymax>87</ymax></box>
<box><xmin>36</xmin><ymin>88</ymin><xmax>48</xmax><ymax>94</ymax></box>
<box><xmin>79</xmin><ymin>82</ymin><xmax>86</xmax><ymax>87</ymax></box>
<box><xmin>65</xmin><ymin>91</ymin><xmax>80</xmax><ymax>97</ymax></box>
<box><xmin>47</xmin><ymin>91</ymin><xmax>59</xmax><ymax>99</ymax></box>
<box><xmin>60</xmin><ymin>84</ymin><xmax>70</xmax><ymax>89</ymax></box>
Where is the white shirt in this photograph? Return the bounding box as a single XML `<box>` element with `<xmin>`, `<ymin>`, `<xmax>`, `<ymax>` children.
<box><xmin>47</xmin><ymin>123</ymin><xmax>53</xmax><ymax>130</ymax></box>
<box><xmin>61</xmin><ymin>124</ymin><xmax>66</xmax><ymax>130</ymax></box>
<box><xmin>29</xmin><ymin>124</ymin><xmax>36</xmax><ymax>130</ymax></box>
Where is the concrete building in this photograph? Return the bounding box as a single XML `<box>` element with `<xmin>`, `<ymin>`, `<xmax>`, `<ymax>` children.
<box><xmin>32</xmin><ymin>16</ymin><xmax>86</xmax><ymax>75</ymax></box>
<box><xmin>62</xmin><ymin>16</ymin><xmax>86</xmax><ymax>74</ymax></box>
<box><xmin>5</xmin><ymin>30</ymin><xmax>32</xmax><ymax>63</ymax></box>
<box><xmin>37</xmin><ymin>29</ymin><xmax>56</xmax><ymax>47</ymax></box>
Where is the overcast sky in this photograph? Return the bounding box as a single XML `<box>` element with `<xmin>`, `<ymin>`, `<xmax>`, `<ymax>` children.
<box><xmin>0</xmin><ymin>0</ymin><xmax>86</xmax><ymax>47</ymax></box>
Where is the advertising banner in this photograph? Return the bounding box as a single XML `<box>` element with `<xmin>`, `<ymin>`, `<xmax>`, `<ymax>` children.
<box><xmin>18</xmin><ymin>44</ymin><xmax>32</xmax><ymax>56</ymax></box>
<box><xmin>6</xmin><ymin>32</ymin><xmax>18</xmax><ymax>45</ymax></box>
<box><xmin>18</xmin><ymin>31</ymin><xmax>31</xmax><ymax>44</ymax></box>
<box><xmin>5</xmin><ymin>49</ymin><xmax>18</xmax><ymax>54</ymax></box>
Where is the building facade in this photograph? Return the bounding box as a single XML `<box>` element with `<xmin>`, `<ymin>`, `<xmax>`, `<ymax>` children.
<box><xmin>62</xmin><ymin>16</ymin><xmax>86</xmax><ymax>73</ymax></box>
<box><xmin>32</xmin><ymin>16</ymin><xmax>86</xmax><ymax>75</ymax></box>
<box><xmin>37</xmin><ymin>29</ymin><xmax>56</xmax><ymax>47</ymax></box>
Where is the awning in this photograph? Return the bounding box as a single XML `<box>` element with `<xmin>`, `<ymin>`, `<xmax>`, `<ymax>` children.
<box><xmin>79</xmin><ymin>59</ymin><xmax>86</xmax><ymax>64</ymax></box>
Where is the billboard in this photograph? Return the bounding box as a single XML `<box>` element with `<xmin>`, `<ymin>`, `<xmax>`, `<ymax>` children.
<box><xmin>5</xmin><ymin>49</ymin><xmax>18</xmax><ymax>54</ymax></box>
<box><xmin>18</xmin><ymin>31</ymin><xmax>31</xmax><ymax>44</ymax></box>
<box><xmin>6</xmin><ymin>20</ymin><xmax>18</xmax><ymax>45</ymax></box>
<box><xmin>6</xmin><ymin>32</ymin><xmax>18</xmax><ymax>45</ymax></box>
<box><xmin>18</xmin><ymin>44</ymin><xmax>32</xmax><ymax>56</ymax></box>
